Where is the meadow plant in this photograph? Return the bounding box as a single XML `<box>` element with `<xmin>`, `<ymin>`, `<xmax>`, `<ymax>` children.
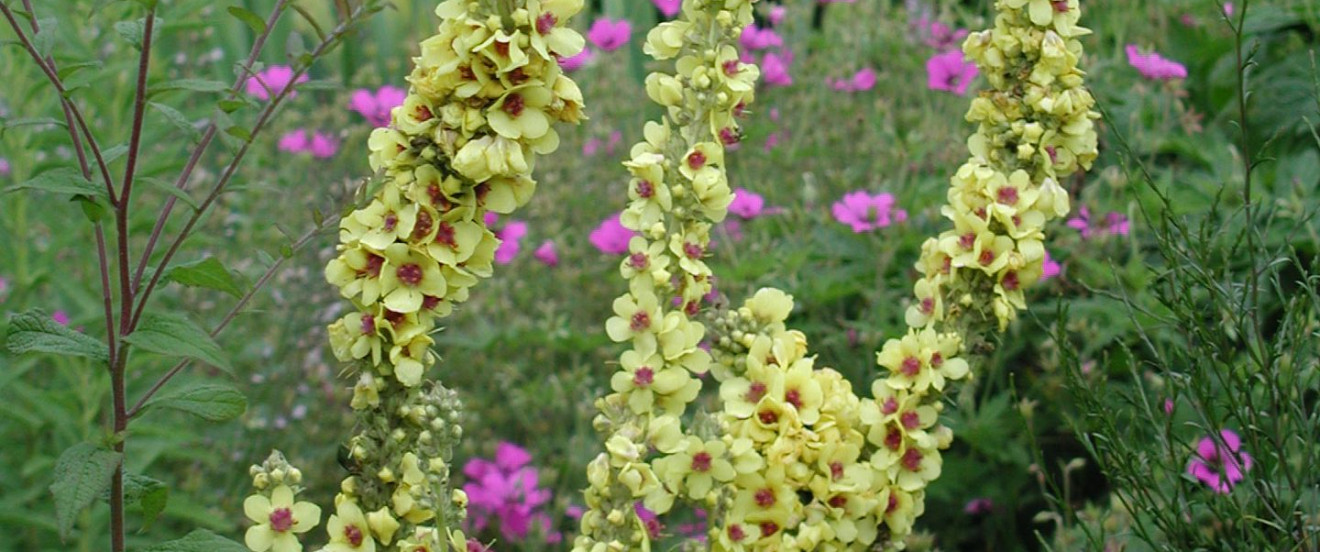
<box><xmin>0</xmin><ymin>1</ymin><xmax>386</xmax><ymax>549</ymax></box>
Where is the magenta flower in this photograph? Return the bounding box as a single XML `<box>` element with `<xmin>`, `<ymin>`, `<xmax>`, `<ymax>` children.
<box><xmin>558</xmin><ymin>47</ymin><xmax>596</xmax><ymax>72</ymax></box>
<box><xmin>651</xmin><ymin>0</ymin><xmax>680</xmax><ymax>17</ymax></box>
<box><xmin>1040</xmin><ymin>250</ymin><xmax>1061</xmax><ymax>281</ymax></box>
<box><xmin>243</xmin><ymin>65</ymin><xmax>307</xmax><ymax>100</ymax></box>
<box><xmin>533</xmin><ymin>240</ymin><xmax>559</xmax><ymax>267</ymax></box>
<box><xmin>462</xmin><ymin>442</ymin><xmax>559</xmax><ymax>542</ymax></box>
<box><xmin>739</xmin><ymin>25</ymin><xmax>784</xmax><ymax>51</ymax></box>
<box><xmin>1125</xmin><ymin>45</ymin><xmax>1187</xmax><ymax>81</ymax></box>
<box><xmin>768</xmin><ymin>6</ymin><xmax>786</xmax><ymax>26</ymax></box>
<box><xmin>963</xmin><ymin>497</ymin><xmax>995</xmax><ymax>515</ymax></box>
<box><xmin>633</xmin><ymin>503</ymin><xmax>664</xmax><ymax>540</ymax></box>
<box><xmin>918</xmin><ymin>19</ymin><xmax>969</xmax><ymax>51</ymax></box>
<box><xmin>52</xmin><ymin>310</ymin><xmax>70</xmax><ymax>326</ymax></box>
<box><xmin>587</xmin><ymin>17</ymin><xmax>632</xmax><ymax>52</ymax></box>
<box><xmin>583</xmin><ymin>137</ymin><xmax>603</xmax><ymax>157</ymax></box>
<box><xmin>1187</xmin><ymin>429</ymin><xmax>1253</xmax><ymax>494</ymax></box>
<box><xmin>728</xmin><ymin>187</ymin><xmax>780</xmax><ymax>220</ymax></box>
<box><xmin>760</xmin><ymin>51</ymin><xmax>793</xmax><ymax>87</ymax></box>
<box><xmin>309</xmin><ymin>132</ymin><xmax>338</xmax><ymax>159</ymax></box>
<box><xmin>278</xmin><ymin>130</ymin><xmax>338</xmax><ymax>159</ymax></box>
<box><xmin>349</xmin><ymin>85</ymin><xmax>406</xmax><ymax>128</ymax></box>
<box><xmin>926</xmin><ymin>51</ymin><xmax>978</xmax><ymax>95</ymax></box>
<box><xmin>828</xmin><ymin>67</ymin><xmax>877</xmax><ymax>92</ymax></box>
<box><xmin>1066</xmin><ymin>206</ymin><xmax>1130</xmax><ymax>239</ymax></box>
<box><xmin>0</xmin><ymin>158</ymin><xmax>10</xmax><ymax>177</ymax></box>
<box><xmin>589</xmin><ymin>213</ymin><xmax>636</xmax><ymax>255</ymax></box>
<box><xmin>831</xmin><ymin>191</ymin><xmax>907</xmax><ymax>233</ymax></box>
<box><xmin>485</xmin><ymin>213</ymin><xmax>528</xmax><ymax>264</ymax></box>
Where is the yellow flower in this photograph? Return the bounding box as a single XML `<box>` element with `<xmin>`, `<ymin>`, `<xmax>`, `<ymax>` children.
<box><xmin>379</xmin><ymin>243</ymin><xmax>448</xmax><ymax>313</ymax></box>
<box><xmin>324</xmin><ymin>500</ymin><xmax>376</xmax><ymax>552</ymax></box>
<box><xmin>654</xmin><ymin>436</ymin><xmax>737</xmax><ymax>500</ymax></box>
<box><xmin>243</xmin><ymin>485</ymin><xmax>320</xmax><ymax>552</ymax></box>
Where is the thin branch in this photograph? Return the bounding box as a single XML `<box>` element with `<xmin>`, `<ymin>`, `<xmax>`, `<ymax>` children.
<box><xmin>95</xmin><ymin>223</ymin><xmax>118</xmax><ymax>368</ymax></box>
<box><xmin>129</xmin><ymin>6</ymin><xmax>367</xmax><ymax>331</ymax></box>
<box><xmin>115</xmin><ymin>7</ymin><xmax>157</xmax><ymax>344</ymax></box>
<box><xmin>0</xmin><ymin>1</ymin><xmax>117</xmax><ymax>203</ymax></box>
<box><xmin>125</xmin><ymin>216</ymin><xmax>338</xmax><ymax>418</ymax></box>
<box><xmin>130</xmin><ymin>0</ymin><xmax>291</xmax><ymax>294</ymax></box>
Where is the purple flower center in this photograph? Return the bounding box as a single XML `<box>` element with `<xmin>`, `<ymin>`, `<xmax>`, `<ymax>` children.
<box><xmin>268</xmin><ymin>507</ymin><xmax>294</xmax><ymax>532</ymax></box>
<box><xmin>397</xmin><ymin>263</ymin><xmax>424</xmax><ymax>286</ymax></box>
<box><xmin>633</xmin><ymin>366</ymin><xmax>654</xmax><ymax>387</ymax></box>
<box><xmin>691</xmin><ymin>451</ymin><xmax>712</xmax><ymax>472</ymax></box>
<box><xmin>344</xmin><ymin>524</ymin><xmax>364</xmax><ymax>546</ymax></box>
<box><xmin>635</xmin><ymin>180</ymin><xmax>654</xmax><ymax>198</ymax></box>
<box><xmin>629</xmin><ymin>311</ymin><xmax>651</xmax><ymax>331</ymax></box>
<box><xmin>536</xmin><ymin>12</ymin><xmax>557</xmax><ymax>34</ymax></box>
<box><xmin>754</xmin><ymin>488</ymin><xmax>775</xmax><ymax>507</ymax></box>
<box><xmin>503</xmin><ymin>93</ymin><xmax>525</xmax><ymax>117</ymax></box>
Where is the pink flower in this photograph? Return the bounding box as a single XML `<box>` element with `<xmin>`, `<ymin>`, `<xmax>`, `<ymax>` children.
<box><xmin>589</xmin><ymin>213</ymin><xmax>636</xmax><ymax>255</ymax></box>
<box><xmin>1125</xmin><ymin>45</ymin><xmax>1187</xmax><ymax>81</ymax></box>
<box><xmin>243</xmin><ymin>65</ymin><xmax>307</xmax><ymax>100</ymax></box>
<box><xmin>828</xmin><ymin>67</ymin><xmax>877</xmax><ymax>92</ymax></box>
<box><xmin>606</xmin><ymin>130</ymin><xmax>623</xmax><ymax>154</ymax></box>
<box><xmin>1164</xmin><ymin>398</ymin><xmax>1175</xmax><ymax>416</ymax></box>
<box><xmin>739</xmin><ymin>25</ymin><xmax>784</xmax><ymax>51</ymax></box>
<box><xmin>349</xmin><ymin>85</ymin><xmax>407</xmax><ymax>128</ymax></box>
<box><xmin>279</xmin><ymin>130</ymin><xmax>338</xmax><ymax>158</ymax></box>
<box><xmin>729</xmin><ymin>187</ymin><xmax>780</xmax><ymax>219</ymax></box>
<box><xmin>278</xmin><ymin>130</ymin><xmax>309</xmax><ymax>153</ymax></box>
<box><xmin>831</xmin><ymin>191</ymin><xmax>907</xmax><ymax>233</ymax></box>
<box><xmin>52</xmin><ymin>310</ymin><xmax>70</xmax><ymax>326</ymax></box>
<box><xmin>534</xmin><ymin>240</ymin><xmax>559</xmax><ymax>267</ymax></box>
<box><xmin>1066</xmin><ymin>206</ymin><xmax>1130</xmax><ymax>239</ymax></box>
<box><xmin>0</xmin><ymin>158</ymin><xmax>9</xmax><ymax>177</ymax></box>
<box><xmin>768</xmin><ymin>6</ymin><xmax>787</xmax><ymax>26</ymax></box>
<box><xmin>558</xmin><ymin>47</ymin><xmax>596</xmax><ymax>72</ymax></box>
<box><xmin>485</xmin><ymin>213</ymin><xmax>528</xmax><ymax>264</ymax></box>
<box><xmin>926</xmin><ymin>51</ymin><xmax>978</xmax><ymax>95</ymax></box>
<box><xmin>587</xmin><ymin>18</ymin><xmax>632</xmax><ymax>52</ymax></box>
<box><xmin>1223</xmin><ymin>2</ymin><xmax>1234</xmax><ymax>16</ymax></box>
<box><xmin>633</xmin><ymin>503</ymin><xmax>663</xmax><ymax>540</ymax></box>
<box><xmin>1187</xmin><ymin>429</ymin><xmax>1253</xmax><ymax>494</ymax></box>
<box><xmin>1040</xmin><ymin>250</ymin><xmax>1061</xmax><ymax>280</ymax></box>
<box><xmin>920</xmin><ymin>20</ymin><xmax>969</xmax><ymax>51</ymax></box>
<box><xmin>583</xmin><ymin>137</ymin><xmax>602</xmax><ymax>157</ymax></box>
<box><xmin>309</xmin><ymin>132</ymin><xmax>338</xmax><ymax>159</ymax></box>
<box><xmin>462</xmin><ymin>442</ymin><xmax>559</xmax><ymax>542</ymax></box>
<box><xmin>760</xmin><ymin>51</ymin><xmax>793</xmax><ymax>87</ymax></box>
<box><xmin>964</xmin><ymin>497</ymin><xmax>995</xmax><ymax>515</ymax></box>
<box><xmin>651</xmin><ymin>0</ymin><xmax>681</xmax><ymax>17</ymax></box>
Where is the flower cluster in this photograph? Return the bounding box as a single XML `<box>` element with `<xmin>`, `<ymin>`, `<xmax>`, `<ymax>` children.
<box><xmin>574</xmin><ymin>0</ymin><xmax>760</xmax><ymax>549</ymax></box>
<box><xmin>463</xmin><ymin>442</ymin><xmax>560</xmax><ymax>543</ymax></box>
<box><xmin>244</xmin><ymin>452</ymin><xmax>321</xmax><ymax>552</ymax></box>
<box><xmin>241</xmin><ymin>1</ymin><xmax>585</xmax><ymax>550</ymax></box>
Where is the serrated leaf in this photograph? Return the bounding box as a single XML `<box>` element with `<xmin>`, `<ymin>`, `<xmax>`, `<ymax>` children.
<box><xmin>140</xmin><ymin>529</ymin><xmax>248</xmax><ymax>552</ymax></box>
<box><xmin>124</xmin><ymin>312</ymin><xmax>231</xmax><ymax>374</ymax></box>
<box><xmin>226</xmin><ymin>6</ymin><xmax>266</xmax><ymax>34</ymax></box>
<box><xmin>3</xmin><ymin>167</ymin><xmax>106</xmax><ymax>200</ymax></box>
<box><xmin>102</xmin><ymin>144</ymin><xmax>129</xmax><ymax>165</ymax></box>
<box><xmin>148</xmin><ymin>102</ymin><xmax>201</xmax><ymax>141</ymax></box>
<box><xmin>115</xmin><ymin>474</ymin><xmax>168</xmax><ymax>529</ymax></box>
<box><xmin>50</xmin><ymin>442</ymin><xmax>122</xmax><ymax>540</ymax></box>
<box><xmin>5</xmin><ymin>309</ymin><xmax>109</xmax><ymax>362</ymax></box>
<box><xmin>148</xmin><ymin>78</ymin><xmax>230</xmax><ymax>97</ymax></box>
<box><xmin>143</xmin><ymin>382</ymin><xmax>246</xmax><ymax>422</ymax></box>
<box><xmin>161</xmin><ymin>257</ymin><xmax>245</xmax><ymax>298</ymax></box>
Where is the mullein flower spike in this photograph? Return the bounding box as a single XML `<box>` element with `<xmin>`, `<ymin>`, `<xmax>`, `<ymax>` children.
<box><xmin>248</xmin><ymin>0</ymin><xmax>585</xmax><ymax>550</ymax></box>
<box><xmin>583</xmin><ymin>0</ymin><xmax>1096</xmax><ymax>550</ymax></box>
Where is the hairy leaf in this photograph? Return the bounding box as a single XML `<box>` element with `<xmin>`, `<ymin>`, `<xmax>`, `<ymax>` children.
<box><xmin>143</xmin><ymin>382</ymin><xmax>246</xmax><ymax>422</ymax></box>
<box><xmin>124</xmin><ymin>313</ymin><xmax>231</xmax><ymax>374</ymax></box>
<box><xmin>51</xmin><ymin>443</ymin><xmax>122</xmax><ymax>540</ymax></box>
<box><xmin>5</xmin><ymin>309</ymin><xmax>109</xmax><ymax>362</ymax></box>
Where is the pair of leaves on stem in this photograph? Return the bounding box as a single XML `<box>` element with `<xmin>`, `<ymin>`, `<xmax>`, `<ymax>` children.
<box><xmin>5</xmin><ymin>308</ymin><xmax>233</xmax><ymax>374</ymax></box>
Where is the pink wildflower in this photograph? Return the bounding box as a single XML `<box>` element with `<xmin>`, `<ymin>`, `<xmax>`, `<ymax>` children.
<box><xmin>349</xmin><ymin>85</ymin><xmax>407</xmax><ymax>128</ymax></box>
<box><xmin>1067</xmin><ymin>206</ymin><xmax>1130</xmax><ymax>239</ymax></box>
<box><xmin>760</xmin><ymin>51</ymin><xmax>793</xmax><ymax>87</ymax></box>
<box><xmin>633</xmin><ymin>503</ymin><xmax>664</xmax><ymax>540</ymax></box>
<box><xmin>243</xmin><ymin>65</ymin><xmax>307</xmax><ymax>100</ymax></box>
<box><xmin>279</xmin><ymin>130</ymin><xmax>338</xmax><ymax>158</ymax></box>
<box><xmin>1040</xmin><ymin>250</ymin><xmax>1061</xmax><ymax>280</ymax></box>
<box><xmin>921</xmin><ymin>20</ymin><xmax>969</xmax><ymax>51</ymax></box>
<box><xmin>828</xmin><ymin>67</ymin><xmax>877</xmax><ymax>92</ymax></box>
<box><xmin>558</xmin><ymin>47</ymin><xmax>596</xmax><ymax>72</ymax></box>
<box><xmin>533</xmin><ymin>240</ymin><xmax>559</xmax><ymax>267</ymax></box>
<box><xmin>768</xmin><ymin>6</ymin><xmax>787</xmax><ymax>26</ymax></box>
<box><xmin>926</xmin><ymin>51</ymin><xmax>978</xmax><ymax>95</ymax></box>
<box><xmin>583</xmin><ymin>137</ymin><xmax>602</xmax><ymax>157</ymax></box>
<box><xmin>587</xmin><ymin>18</ymin><xmax>632</xmax><ymax>52</ymax></box>
<box><xmin>485</xmin><ymin>213</ymin><xmax>528</xmax><ymax>264</ymax></box>
<box><xmin>309</xmin><ymin>132</ymin><xmax>338</xmax><ymax>159</ymax></box>
<box><xmin>739</xmin><ymin>25</ymin><xmax>784</xmax><ymax>51</ymax></box>
<box><xmin>964</xmin><ymin>497</ymin><xmax>995</xmax><ymax>515</ymax></box>
<box><xmin>831</xmin><ymin>191</ymin><xmax>907</xmax><ymax>233</ymax></box>
<box><xmin>1125</xmin><ymin>45</ymin><xmax>1187</xmax><ymax>81</ymax></box>
<box><xmin>729</xmin><ymin>187</ymin><xmax>780</xmax><ymax>219</ymax></box>
<box><xmin>0</xmin><ymin>158</ymin><xmax>9</xmax><ymax>177</ymax></box>
<box><xmin>52</xmin><ymin>310</ymin><xmax>70</xmax><ymax>326</ymax></box>
<box><xmin>651</xmin><ymin>0</ymin><xmax>681</xmax><ymax>17</ymax></box>
<box><xmin>1187</xmin><ymin>429</ymin><xmax>1253</xmax><ymax>494</ymax></box>
<box><xmin>589</xmin><ymin>213</ymin><xmax>636</xmax><ymax>255</ymax></box>
<box><xmin>462</xmin><ymin>442</ymin><xmax>558</xmax><ymax>542</ymax></box>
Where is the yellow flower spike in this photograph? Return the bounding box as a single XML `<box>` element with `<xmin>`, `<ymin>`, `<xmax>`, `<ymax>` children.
<box><xmin>243</xmin><ymin>485</ymin><xmax>321</xmax><ymax>552</ymax></box>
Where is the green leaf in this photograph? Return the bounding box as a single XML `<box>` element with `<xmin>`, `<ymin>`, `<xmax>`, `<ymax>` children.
<box><xmin>114</xmin><ymin>17</ymin><xmax>163</xmax><ymax>50</ymax></box>
<box><xmin>227</xmin><ymin>6</ymin><xmax>267</xmax><ymax>34</ymax></box>
<box><xmin>143</xmin><ymin>382</ymin><xmax>246</xmax><ymax>422</ymax></box>
<box><xmin>216</xmin><ymin>98</ymin><xmax>248</xmax><ymax>113</ymax></box>
<box><xmin>139</xmin><ymin>177</ymin><xmax>199</xmax><ymax>211</ymax></box>
<box><xmin>148</xmin><ymin>79</ymin><xmax>230</xmax><ymax>98</ymax></box>
<box><xmin>117</xmin><ymin>474</ymin><xmax>168</xmax><ymax>529</ymax></box>
<box><xmin>50</xmin><ymin>442</ymin><xmax>123</xmax><ymax>540</ymax></box>
<box><xmin>162</xmin><ymin>257</ymin><xmax>245</xmax><ymax>298</ymax></box>
<box><xmin>224</xmin><ymin>125</ymin><xmax>252</xmax><ymax>142</ymax></box>
<box><xmin>3</xmin><ymin>167</ymin><xmax>106</xmax><ymax>200</ymax></box>
<box><xmin>124</xmin><ymin>312</ymin><xmax>232</xmax><ymax>374</ymax></box>
<box><xmin>102</xmin><ymin>144</ymin><xmax>130</xmax><ymax>165</ymax></box>
<box><xmin>140</xmin><ymin>529</ymin><xmax>248</xmax><ymax>552</ymax></box>
<box><xmin>57</xmin><ymin>60</ymin><xmax>103</xmax><ymax>80</ymax></box>
<box><xmin>0</xmin><ymin>117</ymin><xmax>67</xmax><ymax>136</ymax></box>
<box><xmin>32</xmin><ymin>17</ymin><xmax>57</xmax><ymax>58</ymax></box>
<box><xmin>148</xmin><ymin>102</ymin><xmax>202</xmax><ymax>141</ymax></box>
<box><xmin>5</xmin><ymin>309</ymin><xmax>109</xmax><ymax>362</ymax></box>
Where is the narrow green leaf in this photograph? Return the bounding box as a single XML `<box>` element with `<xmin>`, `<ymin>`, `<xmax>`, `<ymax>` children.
<box><xmin>226</xmin><ymin>6</ymin><xmax>267</xmax><ymax>34</ymax></box>
<box><xmin>77</xmin><ymin>196</ymin><xmax>108</xmax><ymax>223</ymax></box>
<box><xmin>224</xmin><ymin>125</ymin><xmax>252</xmax><ymax>142</ymax></box>
<box><xmin>162</xmin><ymin>257</ymin><xmax>245</xmax><ymax>298</ymax></box>
<box><xmin>148</xmin><ymin>102</ymin><xmax>202</xmax><ymax>141</ymax></box>
<box><xmin>124</xmin><ymin>312</ymin><xmax>232</xmax><ymax>375</ymax></box>
<box><xmin>32</xmin><ymin>18</ymin><xmax>57</xmax><ymax>57</ymax></box>
<box><xmin>5</xmin><ymin>309</ymin><xmax>109</xmax><ymax>362</ymax></box>
<box><xmin>140</xmin><ymin>529</ymin><xmax>248</xmax><ymax>552</ymax></box>
<box><xmin>57</xmin><ymin>60</ymin><xmax>103</xmax><ymax>80</ymax></box>
<box><xmin>143</xmin><ymin>382</ymin><xmax>246</xmax><ymax>422</ymax></box>
<box><xmin>148</xmin><ymin>79</ymin><xmax>230</xmax><ymax>98</ymax></box>
<box><xmin>216</xmin><ymin>98</ymin><xmax>248</xmax><ymax>113</ymax></box>
<box><xmin>50</xmin><ymin>442</ymin><xmax>122</xmax><ymax>540</ymax></box>
<box><xmin>3</xmin><ymin>167</ymin><xmax>106</xmax><ymax>200</ymax></box>
<box><xmin>102</xmin><ymin>144</ymin><xmax>129</xmax><ymax>165</ymax></box>
<box><xmin>0</xmin><ymin>116</ymin><xmax>67</xmax><ymax>134</ymax></box>
<box><xmin>139</xmin><ymin>177</ymin><xmax>199</xmax><ymax>211</ymax></box>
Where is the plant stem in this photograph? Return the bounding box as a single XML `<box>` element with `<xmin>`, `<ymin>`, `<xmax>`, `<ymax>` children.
<box><xmin>130</xmin><ymin>0</ymin><xmax>291</xmax><ymax>295</ymax></box>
